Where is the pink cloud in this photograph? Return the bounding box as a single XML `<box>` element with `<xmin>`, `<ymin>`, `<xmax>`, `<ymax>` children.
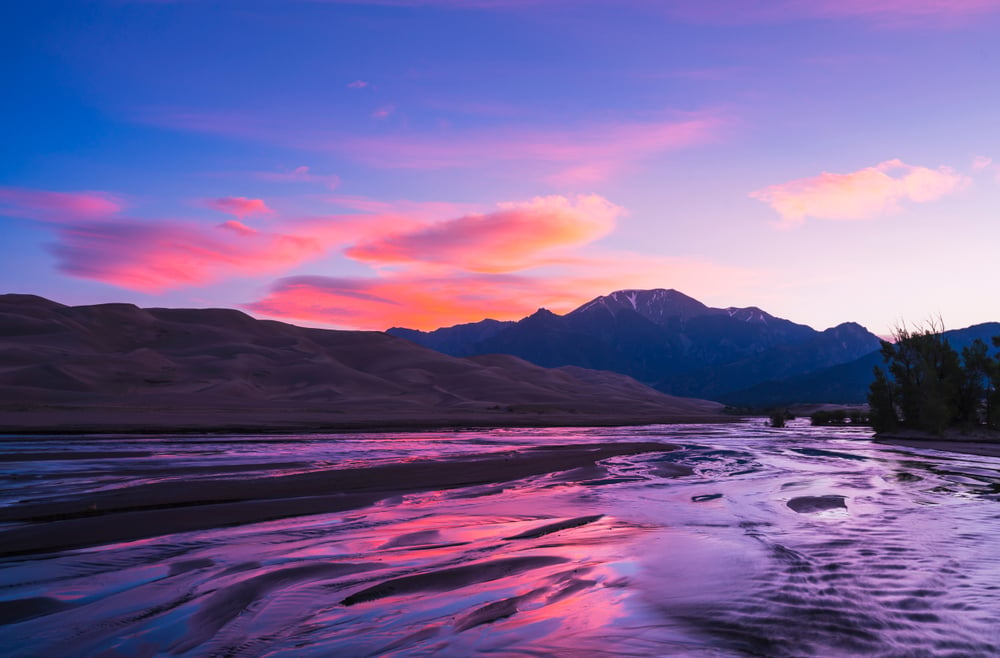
<box><xmin>662</xmin><ymin>0</ymin><xmax>1000</xmax><ymax>24</ymax></box>
<box><xmin>306</xmin><ymin>0</ymin><xmax>1000</xmax><ymax>25</ymax></box>
<box><xmin>806</xmin><ymin>0</ymin><xmax>1000</xmax><ymax>23</ymax></box>
<box><xmin>205</xmin><ymin>196</ymin><xmax>273</xmax><ymax>219</ymax></box>
<box><xmin>141</xmin><ymin>108</ymin><xmax>725</xmax><ymax>184</ymax></box>
<box><xmin>234</xmin><ymin>166</ymin><xmax>341</xmax><ymax>189</ymax></box>
<box><xmin>11</xmin><ymin>185</ymin><xmax>756</xmax><ymax>324</ymax></box>
<box><xmin>750</xmin><ymin>159</ymin><xmax>969</xmax><ymax>227</ymax></box>
<box><xmin>0</xmin><ymin>187</ymin><xmax>125</xmax><ymax>220</ymax></box>
<box><xmin>344</xmin><ymin>115</ymin><xmax>722</xmax><ymax>174</ymax></box>
<box><xmin>5</xmin><ymin>187</ymin><xmax>438</xmax><ymax>293</ymax></box>
<box><xmin>50</xmin><ymin>219</ymin><xmax>324</xmax><ymax>292</ymax></box>
<box><xmin>48</xmin><ymin>209</ymin><xmax>438</xmax><ymax>293</ymax></box>
<box><xmin>371</xmin><ymin>105</ymin><xmax>396</xmax><ymax>120</ymax></box>
<box><xmin>971</xmin><ymin>155</ymin><xmax>1000</xmax><ymax>182</ymax></box>
<box><xmin>326</xmin><ymin>195</ymin><xmax>484</xmax><ymax>219</ymax></box>
<box><xmin>347</xmin><ymin>80</ymin><xmax>369</xmax><ymax>88</ymax></box>
<box><xmin>346</xmin><ymin>194</ymin><xmax>622</xmax><ymax>273</ymax></box>
<box><xmin>218</xmin><ymin>219</ymin><xmax>257</xmax><ymax>236</ymax></box>
<box><xmin>972</xmin><ymin>155</ymin><xmax>993</xmax><ymax>170</ymax></box>
<box><xmin>245</xmin><ymin>252</ymin><xmax>756</xmax><ymax>330</ymax></box>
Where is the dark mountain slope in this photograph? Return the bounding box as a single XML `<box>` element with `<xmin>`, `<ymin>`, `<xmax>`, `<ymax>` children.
<box><xmin>0</xmin><ymin>294</ymin><xmax>724</xmax><ymax>432</ymax></box>
<box><xmin>721</xmin><ymin>322</ymin><xmax>1000</xmax><ymax>407</ymax></box>
<box><xmin>389</xmin><ymin>288</ymin><xmax>882</xmax><ymax>402</ymax></box>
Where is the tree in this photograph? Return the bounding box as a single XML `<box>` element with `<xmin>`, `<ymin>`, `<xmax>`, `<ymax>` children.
<box><xmin>867</xmin><ymin>321</ymin><xmax>1000</xmax><ymax>435</ymax></box>
<box><xmin>960</xmin><ymin>339</ymin><xmax>991</xmax><ymax>426</ymax></box>
<box><xmin>868</xmin><ymin>365</ymin><xmax>897</xmax><ymax>433</ymax></box>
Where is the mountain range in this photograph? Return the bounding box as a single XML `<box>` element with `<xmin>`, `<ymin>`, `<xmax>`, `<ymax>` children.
<box><xmin>0</xmin><ymin>294</ymin><xmax>724</xmax><ymax>433</ymax></box>
<box><xmin>389</xmin><ymin>288</ymin><xmax>888</xmax><ymax>407</ymax></box>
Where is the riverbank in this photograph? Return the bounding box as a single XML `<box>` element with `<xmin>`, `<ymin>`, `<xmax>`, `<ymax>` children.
<box><xmin>0</xmin><ymin>441</ymin><xmax>678</xmax><ymax>557</ymax></box>
<box><xmin>875</xmin><ymin>428</ymin><xmax>1000</xmax><ymax>458</ymax></box>
<box><xmin>0</xmin><ymin>405</ymin><xmax>736</xmax><ymax>436</ymax></box>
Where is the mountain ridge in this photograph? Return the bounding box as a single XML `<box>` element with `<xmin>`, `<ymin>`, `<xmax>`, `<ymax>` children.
<box><xmin>387</xmin><ymin>288</ymin><xmax>883</xmax><ymax>403</ymax></box>
<box><xmin>0</xmin><ymin>293</ymin><xmax>725</xmax><ymax>433</ymax></box>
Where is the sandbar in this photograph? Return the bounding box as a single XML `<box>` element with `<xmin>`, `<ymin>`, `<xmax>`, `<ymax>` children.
<box><xmin>0</xmin><ymin>441</ymin><xmax>677</xmax><ymax>557</ymax></box>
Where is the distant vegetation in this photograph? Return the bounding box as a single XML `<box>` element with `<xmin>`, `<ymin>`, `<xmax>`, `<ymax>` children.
<box><xmin>810</xmin><ymin>409</ymin><xmax>870</xmax><ymax>426</ymax></box>
<box><xmin>867</xmin><ymin>321</ymin><xmax>1000</xmax><ymax>434</ymax></box>
<box><xmin>769</xmin><ymin>409</ymin><xmax>793</xmax><ymax>428</ymax></box>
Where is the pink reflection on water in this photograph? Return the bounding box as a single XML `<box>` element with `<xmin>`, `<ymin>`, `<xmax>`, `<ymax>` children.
<box><xmin>3</xmin><ymin>423</ymin><xmax>1000</xmax><ymax>655</ymax></box>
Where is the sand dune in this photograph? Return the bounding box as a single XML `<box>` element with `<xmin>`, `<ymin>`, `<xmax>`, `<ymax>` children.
<box><xmin>0</xmin><ymin>294</ymin><xmax>726</xmax><ymax>432</ymax></box>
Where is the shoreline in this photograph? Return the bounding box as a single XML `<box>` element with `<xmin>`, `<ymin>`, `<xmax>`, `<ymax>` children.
<box><xmin>0</xmin><ymin>441</ymin><xmax>678</xmax><ymax>557</ymax></box>
<box><xmin>874</xmin><ymin>428</ymin><xmax>1000</xmax><ymax>458</ymax></box>
<box><xmin>874</xmin><ymin>437</ymin><xmax>1000</xmax><ymax>459</ymax></box>
<box><xmin>0</xmin><ymin>408</ymin><xmax>739</xmax><ymax>437</ymax></box>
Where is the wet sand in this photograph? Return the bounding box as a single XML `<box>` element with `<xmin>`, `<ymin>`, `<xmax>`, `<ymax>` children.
<box><xmin>0</xmin><ymin>441</ymin><xmax>677</xmax><ymax>557</ymax></box>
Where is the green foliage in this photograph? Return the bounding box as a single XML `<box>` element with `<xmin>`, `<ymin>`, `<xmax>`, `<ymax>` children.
<box><xmin>867</xmin><ymin>322</ymin><xmax>1000</xmax><ymax>434</ymax></box>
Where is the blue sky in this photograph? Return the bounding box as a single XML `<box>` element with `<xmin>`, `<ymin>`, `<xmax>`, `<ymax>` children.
<box><xmin>3</xmin><ymin>0</ymin><xmax>1000</xmax><ymax>332</ymax></box>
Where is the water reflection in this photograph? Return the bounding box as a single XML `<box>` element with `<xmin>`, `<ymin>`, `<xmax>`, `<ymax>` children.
<box><xmin>1</xmin><ymin>421</ymin><xmax>1000</xmax><ymax>656</ymax></box>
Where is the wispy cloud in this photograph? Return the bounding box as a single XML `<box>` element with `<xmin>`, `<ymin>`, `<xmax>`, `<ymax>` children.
<box><xmin>371</xmin><ymin>105</ymin><xmax>396</xmax><ymax>120</ymax></box>
<box><xmin>214</xmin><ymin>166</ymin><xmax>341</xmax><ymax>190</ymax></box>
<box><xmin>204</xmin><ymin>196</ymin><xmax>273</xmax><ymax>219</ymax></box>
<box><xmin>140</xmin><ymin>108</ymin><xmax>726</xmax><ymax>184</ymax></box>
<box><xmin>303</xmin><ymin>0</ymin><xmax>1000</xmax><ymax>26</ymax></box>
<box><xmin>0</xmin><ymin>187</ymin><xmax>126</xmax><ymax>220</ymax></box>
<box><xmin>342</xmin><ymin>115</ymin><xmax>724</xmax><ymax>181</ymax></box>
<box><xmin>972</xmin><ymin>155</ymin><xmax>993</xmax><ymax>170</ymax></box>
<box><xmin>750</xmin><ymin>159</ymin><xmax>969</xmax><ymax>227</ymax></box>
<box><xmin>347</xmin><ymin>80</ymin><xmax>369</xmax><ymax>89</ymax></box>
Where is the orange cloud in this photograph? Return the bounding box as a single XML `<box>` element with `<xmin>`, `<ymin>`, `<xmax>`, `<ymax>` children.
<box><xmin>750</xmin><ymin>159</ymin><xmax>968</xmax><ymax>227</ymax></box>
<box><xmin>205</xmin><ymin>196</ymin><xmax>273</xmax><ymax>219</ymax></box>
<box><xmin>245</xmin><ymin>254</ymin><xmax>756</xmax><ymax>330</ymax></box>
<box><xmin>0</xmin><ymin>187</ymin><xmax>125</xmax><ymax>219</ymax></box>
<box><xmin>346</xmin><ymin>195</ymin><xmax>622</xmax><ymax>273</ymax></box>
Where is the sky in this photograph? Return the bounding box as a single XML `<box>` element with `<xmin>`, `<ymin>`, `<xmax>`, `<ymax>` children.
<box><xmin>2</xmin><ymin>0</ymin><xmax>999</xmax><ymax>334</ymax></box>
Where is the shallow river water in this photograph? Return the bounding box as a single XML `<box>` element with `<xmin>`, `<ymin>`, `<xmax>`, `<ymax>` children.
<box><xmin>2</xmin><ymin>420</ymin><xmax>1000</xmax><ymax>656</ymax></box>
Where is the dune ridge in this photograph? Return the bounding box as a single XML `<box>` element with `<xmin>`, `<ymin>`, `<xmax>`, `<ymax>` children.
<box><xmin>0</xmin><ymin>294</ymin><xmax>725</xmax><ymax>433</ymax></box>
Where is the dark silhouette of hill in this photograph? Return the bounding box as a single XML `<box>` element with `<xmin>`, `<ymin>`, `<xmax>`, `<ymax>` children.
<box><xmin>721</xmin><ymin>323</ymin><xmax>1000</xmax><ymax>407</ymax></box>
<box><xmin>0</xmin><ymin>294</ymin><xmax>724</xmax><ymax>432</ymax></box>
<box><xmin>389</xmin><ymin>289</ymin><xmax>882</xmax><ymax>402</ymax></box>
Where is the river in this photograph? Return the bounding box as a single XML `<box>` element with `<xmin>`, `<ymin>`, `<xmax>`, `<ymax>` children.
<box><xmin>1</xmin><ymin>420</ymin><xmax>999</xmax><ymax>656</ymax></box>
